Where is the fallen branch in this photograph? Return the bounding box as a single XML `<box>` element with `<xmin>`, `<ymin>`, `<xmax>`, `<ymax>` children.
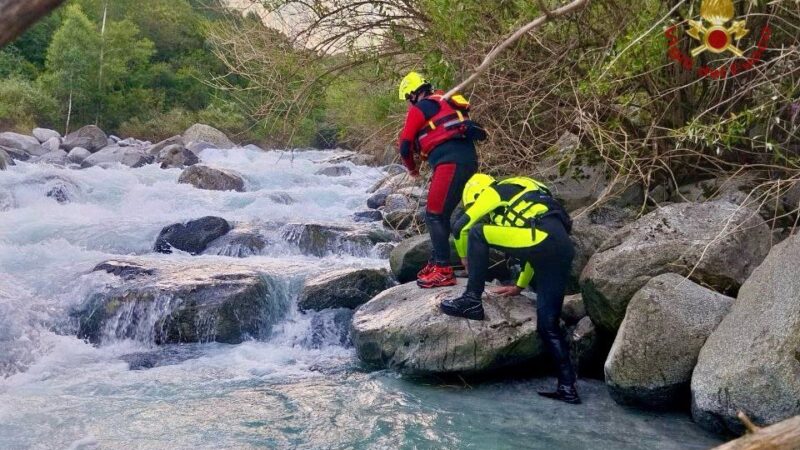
<box><xmin>711</xmin><ymin>414</ymin><xmax>800</xmax><ymax>450</ymax></box>
<box><xmin>443</xmin><ymin>0</ymin><xmax>591</xmax><ymax>99</ymax></box>
<box><xmin>0</xmin><ymin>0</ymin><xmax>65</xmax><ymax>48</ymax></box>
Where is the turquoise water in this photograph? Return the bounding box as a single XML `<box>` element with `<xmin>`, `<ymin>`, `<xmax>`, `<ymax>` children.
<box><xmin>0</xmin><ymin>148</ymin><xmax>722</xmax><ymax>449</ymax></box>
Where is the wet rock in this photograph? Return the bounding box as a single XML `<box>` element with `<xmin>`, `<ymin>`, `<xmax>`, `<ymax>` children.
<box><xmin>186</xmin><ymin>141</ymin><xmax>217</xmax><ymax>156</ymax></box>
<box><xmin>372</xmin><ymin>242</ymin><xmax>395</xmax><ymax>259</ymax></box>
<box><xmin>562</xmin><ymin>293</ymin><xmax>586</xmax><ymax>325</ymax></box>
<box><xmin>366</xmin><ymin>188</ymin><xmax>391</xmax><ymax>209</ymax></box>
<box><xmin>691</xmin><ymin>234</ymin><xmax>800</xmax><ymax>434</ymax></box>
<box><xmin>62</xmin><ymin>125</ymin><xmax>108</xmax><ymax>152</ymax></box>
<box><xmin>580</xmin><ymin>201</ymin><xmax>770</xmax><ymax>332</ymax></box>
<box><xmin>81</xmin><ymin>146</ymin><xmax>152</xmax><ymax>168</ymax></box>
<box><xmin>42</xmin><ymin>137</ymin><xmax>61</xmax><ymax>152</ymax></box>
<box><xmin>74</xmin><ymin>258</ymin><xmax>305</xmax><ymax>344</ymax></box>
<box><xmin>33</xmin><ymin>149</ymin><xmax>68</xmax><ymax>166</ymax></box>
<box><xmin>315</xmin><ymin>165</ymin><xmax>351</xmax><ymax>177</ymax></box>
<box><xmin>282</xmin><ymin>223</ymin><xmax>398</xmax><ymax>257</ymax></box>
<box><xmin>183</xmin><ymin>124</ymin><xmax>234</xmax><ymax>149</ymax></box>
<box><xmin>0</xmin><ymin>144</ymin><xmax>29</xmax><ymax>161</ymax></box>
<box><xmin>605</xmin><ymin>274</ymin><xmax>733</xmax><ymax>409</ymax></box>
<box><xmin>147</xmin><ymin>135</ymin><xmax>184</xmax><ymax>156</ymax></box>
<box><xmin>32</xmin><ymin>128</ymin><xmax>60</xmax><ymax>143</ymax></box>
<box><xmin>570</xmin><ymin>316</ymin><xmax>606</xmax><ymax>379</ymax></box>
<box><xmin>203</xmin><ymin>224</ymin><xmax>269</xmax><ymax>257</ymax></box>
<box><xmin>154</xmin><ymin>216</ymin><xmax>231</xmax><ymax>255</ymax></box>
<box><xmin>42</xmin><ymin>175</ymin><xmax>79</xmax><ymax>203</ymax></box>
<box><xmin>384</xmin><ymin>193</ymin><xmax>413</xmax><ymax>213</ymax></box>
<box><xmin>157</xmin><ymin>144</ymin><xmax>198</xmax><ymax>169</ymax></box>
<box><xmin>298</xmin><ymin>268</ymin><xmax>393</xmax><ymax>311</ymax></box>
<box><xmin>178</xmin><ymin>165</ymin><xmax>245</xmax><ymax>192</ymax></box>
<box><xmin>0</xmin><ymin>132</ymin><xmax>44</xmax><ymax>157</ymax></box>
<box><xmin>352</xmin><ymin>280</ymin><xmax>543</xmax><ymax>375</ymax></box>
<box><xmin>267</xmin><ymin>192</ymin><xmax>295</xmax><ymax>205</ymax></box>
<box><xmin>67</xmin><ymin>147</ymin><xmax>91</xmax><ymax>164</ymax></box>
<box><xmin>0</xmin><ymin>148</ymin><xmax>12</xmax><ymax>170</ymax></box>
<box><xmin>353</xmin><ymin>210</ymin><xmax>383</xmax><ymax>222</ymax></box>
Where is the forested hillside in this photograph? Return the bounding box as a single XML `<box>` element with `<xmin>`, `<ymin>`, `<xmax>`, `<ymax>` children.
<box><xmin>0</xmin><ymin>0</ymin><xmax>256</xmax><ymax>141</ymax></box>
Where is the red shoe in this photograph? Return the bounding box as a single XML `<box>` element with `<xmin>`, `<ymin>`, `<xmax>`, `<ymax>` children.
<box><xmin>417</xmin><ymin>261</ymin><xmax>436</xmax><ymax>280</ymax></box>
<box><xmin>417</xmin><ymin>265</ymin><xmax>457</xmax><ymax>288</ymax></box>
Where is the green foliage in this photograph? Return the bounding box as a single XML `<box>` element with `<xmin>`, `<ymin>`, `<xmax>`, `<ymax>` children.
<box><xmin>0</xmin><ymin>78</ymin><xmax>58</xmax><ymax>132</ymax></box>
<box><xmin>0</xmin><ymin>0</ymin><xmax>251</xmax><ymax>141</ymax></box>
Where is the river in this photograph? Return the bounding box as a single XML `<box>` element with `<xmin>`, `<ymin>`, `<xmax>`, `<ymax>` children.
<box><xmin>0</xmin><ymin>148</ymin><xmax>722</xmax><ymax>449</ymax></box>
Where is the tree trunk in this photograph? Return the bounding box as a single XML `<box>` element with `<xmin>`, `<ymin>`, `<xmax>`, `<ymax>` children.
<box><xmin>0</xmin><ymin>0</ymin><xmax>66</xmax><ymax>48</ymax></box>
<box><xmin>65</xmin><ymin>86</ymin><xmax>73</xmax><ymax>136</ymax></box>
<box><xmin>712</xmin><ymin>415</ymin><xmax>800</xmax><ymax>450</ymax></box>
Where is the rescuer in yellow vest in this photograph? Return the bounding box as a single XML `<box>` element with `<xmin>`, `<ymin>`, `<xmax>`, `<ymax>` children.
<box><xmin>441</xmin><ymin>173</ymin><xmax>581</xmax><ymax>404</ymax></box>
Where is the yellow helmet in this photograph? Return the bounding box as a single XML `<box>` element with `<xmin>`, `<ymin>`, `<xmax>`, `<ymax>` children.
<box><xmin>398</xmin><ymin>71</ymin><xmax>430</xmax><ymax>100</ymax></box>
<box><xmin>462</xmin><ymin>173</ymin><xmax>495</xmax><ymax>207</ymax></box>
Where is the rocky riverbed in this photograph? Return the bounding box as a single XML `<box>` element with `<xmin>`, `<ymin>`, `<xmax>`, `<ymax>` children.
<box><xmin>1</xmin><ymin>124</ymin><xmax>793</xmax><ymax>448</ymax></box>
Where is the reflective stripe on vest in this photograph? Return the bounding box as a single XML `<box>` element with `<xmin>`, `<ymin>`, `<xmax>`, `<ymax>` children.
<box><xmin>490</xmin><ymin>177</ymin><xmax>555</xmax><ymax>227</ymax></box>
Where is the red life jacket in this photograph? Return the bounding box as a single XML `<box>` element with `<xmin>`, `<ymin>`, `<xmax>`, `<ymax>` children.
<box><xmin>415</xmin><ymin>93</ymin><xmax>471</xmax><ymax>160</ymax></box>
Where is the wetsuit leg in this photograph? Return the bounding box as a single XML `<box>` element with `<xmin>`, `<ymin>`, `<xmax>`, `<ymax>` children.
<box><xmin>472</xmin><ymin>217</ymin><xmax>577</xmax><ymax>385</ymax></box>
<box><xmin>426</xmin><ymin>162</ymin><xmax>477</xmax><ymax>265</ymax></box>
<box><xmin>524</xmin><ymin>219</ymin><xmax>576</xmax><ymax>386</ymax></box>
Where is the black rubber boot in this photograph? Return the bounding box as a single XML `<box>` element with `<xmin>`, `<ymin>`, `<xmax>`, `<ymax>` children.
<box><xmin>538</xmin><ymin>384</ymin><xmax>581</xmax><ymax>405</ymax></box>
<box><xmin>440</xmin><ymin>291</ymin><xmax>485</xmax><ymax>320</ymax></box>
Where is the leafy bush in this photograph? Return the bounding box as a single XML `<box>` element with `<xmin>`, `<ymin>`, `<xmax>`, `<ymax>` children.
<box><xmin>0</xmin><ymin>78</ymin><xmax>58</xmax><ymax>132</ymax></box>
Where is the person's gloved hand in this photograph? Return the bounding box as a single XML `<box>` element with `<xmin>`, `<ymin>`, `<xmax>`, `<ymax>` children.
<box><xmin>490</xmin><ymin>285</ymin><xmax>523</xmax><ymax>297</ymax></box>
<box><xmin>408</xmin><ymin>169</ymin><xmax>419</xmax><ymax>178</ymax></box>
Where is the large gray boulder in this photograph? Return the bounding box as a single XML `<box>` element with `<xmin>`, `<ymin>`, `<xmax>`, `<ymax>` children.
<box><xmin>33</xmin><ymin>149</ymin><xmax>68</xmax><ymax>166</ymax></box>
<box><xmin>383</xmin><ymin>193</ymin><xmax>413</xmax><ymax>213</ymax></box>
<box><xmin>32</xmin><ymin>128</ymin><xmax>60</xmax><ymax>143</ymax></box>
<box><xmin>72</xmin><ymin>258</ymin><xmax>306</xmax><ymax>344</ymax></box>
<box><xmin>62</xmin><ymin>125</ymin><xmax>108</xmax><ymax>152</ymax></box>
<box><xmin>352</xmin><ymin>280</ymin><xmax>543</xmax><ymax>375</ymax></box>
<box><xmin>282</xmin><ymin>223</ymin><xmax>397</xmax><ymax>257</ymax></box>
<box><xmin>569</xmin><ymin>205</ymin><xmax>636</xmax><ymax>292</ymax></box>
<box><xmin>0</xmin><ymin>132</ymin><xmax>45</xmax><ymax>157</ymax></box>
<box><xmin>298</xmin><ymin>268</ymin><xmax>393</xmax><ymax>311</ymax></box>
<box><xmin>691</xmin><ymin>234</ymin><xmax>800</xmax><ymax>434</ymax></box>
<box><xmin>42</xmin><ymin>137</ymin><xmax>61</xmax><ymax>153</ymax></box>
<box><xmin>81</xmin><ymin>145</ymin><xmax>152</xmax><ymax>168</ymax></box>
<box><xmin>183</xmin><ymin>124</ymin><xmax>234</xmax><ymax>149</ymax></box>
<box><xmin>157</xmin><ymin>144</ymin><xmax>198</xmax><ymax>169</ymax></box>
<box><xmin>178</xmin><ymin>165</ymin><xmax>245</xmax><ymax>192</ymax></box>
<box><xmin>154</xmin><ymin>216</ymin><xmax>231</xmax><ymax>255</ymax></box>
<box><xmin>580</xmin><ymin>201</ymin><xmax>770</xmax><ymax>332</ymax></box>
<box><xmin>605</xmin><ymin>274</ymin><xmax>733</xmax><ymax>409</ymax></box>
<box><xmin>67</xmin><ymin>147</ymin><xmax>91</xmax><ymax>164</ymax></box>
<box><xmin>147</xmin><ymin>135</ymin><xmax>184</xmax><ymax>156</ymax></box>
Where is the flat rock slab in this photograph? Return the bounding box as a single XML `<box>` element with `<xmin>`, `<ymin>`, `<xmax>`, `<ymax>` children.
<box><xmin>73</xmin><ymin>258</ymin><xmax>307</xmax><ymax>345</ymax></box>
<box><xmin>352</xmin><ymin>280</ymin><xmax>543</xmax><ymax>375</ymax></box>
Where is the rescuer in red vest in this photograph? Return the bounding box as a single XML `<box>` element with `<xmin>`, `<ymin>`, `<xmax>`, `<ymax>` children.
<box><xmin>397</xmin><ymin>71</ymin><xmax>486</xmax><ymax>288</ymax></box>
